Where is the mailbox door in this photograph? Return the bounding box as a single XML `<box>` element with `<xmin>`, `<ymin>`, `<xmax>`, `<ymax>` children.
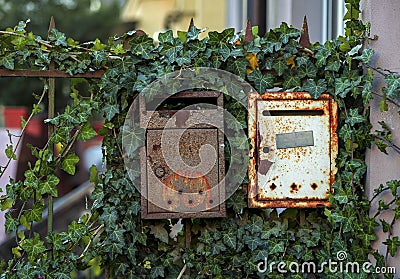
<box><xmin>248</xmin><ymin>92</ymin><xmax>338</xmax><ymax>208</ymax></box>
<box><xmin>142</xmin><ymin>128</ymin><xmax>225</xmax><ymax>218</ymax></box>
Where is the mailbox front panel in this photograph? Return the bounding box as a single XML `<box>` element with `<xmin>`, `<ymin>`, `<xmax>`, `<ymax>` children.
<box><xmin>248</xmin><ymin>92</ymin><xmax>338</xmax><ymax>208</ymax></box>
<box><xmin>140</xmin><ymin>91</ymin><xmax>226</xmax><ymax>219</ymax></box>
<box><xmin>145</xmin><ymin>129</ymin><xmax>222</xmax><ymax>215</ymax></box>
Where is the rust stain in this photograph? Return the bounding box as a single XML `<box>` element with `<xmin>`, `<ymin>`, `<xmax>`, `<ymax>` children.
<box><xmin>258</xmin><ymin>159</ymin><xmax>273</xmax><ymax>175</ymax></box>
<box><xmin>311</xmin><ymin>183</ymin><xmax>318</xmax><ymax>190</ymax></box>
<box><xmin>152</xmin><ymin>144</ymin><xmax>161</xmax><ymax>151</ymax></box>
<box><xmin>290</xmin><ymin>183</ymin><xmax>302</xmax><ymax>194</ymax></box>
<box><xmin>162</xmin><ymin>170</ymin><xmax>212</xmax><ymax>210</ymax></box>
<box><xmin>270</xmin><ymin>183</ymin><xmax>277</xmax><ymax>191</ymax></box>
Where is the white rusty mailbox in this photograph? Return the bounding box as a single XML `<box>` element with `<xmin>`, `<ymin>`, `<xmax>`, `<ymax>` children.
<box><xmin>248</xmin><ymin>92</ymin><xmax>338</xmax><ymax>208</ymax></box>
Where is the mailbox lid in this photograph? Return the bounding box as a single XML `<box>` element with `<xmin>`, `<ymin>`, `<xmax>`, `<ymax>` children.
<box><xmin>248</xmin><ymin>92</ymin><xmax>338</xmax><ymax>208</ymax></box>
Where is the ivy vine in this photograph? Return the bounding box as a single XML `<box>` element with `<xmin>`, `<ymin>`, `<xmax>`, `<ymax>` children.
<box><xmin>0</xmin><ymin>0</ymin><xmax>399</xmax><ymax>278</ymax></box>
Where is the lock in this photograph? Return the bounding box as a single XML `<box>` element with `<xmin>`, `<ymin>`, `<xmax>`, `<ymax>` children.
<box><xmin>139</xmin><ymin>91</ymin><xmax>226</xmax><ymax>219</ymax></box>
<box><xmin>248</xmin><ymin>92</ymin><xmax>338</xmax><ymax>208</ymax></box>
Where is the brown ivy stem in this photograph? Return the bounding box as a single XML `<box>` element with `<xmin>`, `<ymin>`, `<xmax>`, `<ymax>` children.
<box><xmin>0</xmin><ymin>31</ymin><xmax>53</xmax><ymax>49</ymax></box>
<box><xmin>373</xmin><ymin>199</ymin><xmax>396</xmax><ymax>219</ymax></box>
<box><xmin>369</xmin><ymin>187</ymin><xmax>390</xmax><ymax>203</ymax></box>
<box><xmin>370</xmin><ymin>92</ymin><xmax>400</xmax><ymax>108</ymax></box>
<box><xmin>113</xmin><ymin>128</ymin><xmax>124</xmax><ymax>157</ymax></box>
<box><xmin>372</xmin><ymin>134</ymin><xmax>400</xmax><ymax>155</ymax></box>
<box><xmin>47</xmin><ymin>59</ymin><xmax>55</xmax><ymax>254</ymax></box>
<box><xmin>77</xmin><ymin>224</ymin><xmax>104</xmax><ymax>260</ymax></box>
<box><xmin>15</xmin><ymin>201</ymin><xmax>27</xmax><ymax>243</ymax></box>
<box><xmin>0</xmin><ymin>85</ymin><xmax>47</xmax><ymax>179</ymax></box>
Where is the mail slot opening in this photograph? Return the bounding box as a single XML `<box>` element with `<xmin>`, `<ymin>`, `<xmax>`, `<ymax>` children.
<box><xmin>263</xmin><ymin>110</ymin><xmax>325</xmax><ymax>116</ymax></box>
<box><xmin>147</xmin><ymin>94</ymin><xmax>219</xmax><ymax>111</ymax></box>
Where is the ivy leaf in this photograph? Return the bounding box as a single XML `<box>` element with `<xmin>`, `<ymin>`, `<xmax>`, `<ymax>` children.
<box><xmin>176</xmin><ymin>51</ymin><xmax>191</xmax><ymax>66</ymax></box>
<box><xmin>348</xmin><ymin>44</ymin><xmax>362</xmax><ymax>56</ymax></box>
<box><xmin>298</xmin><ymin>61</ymin><xmax>317</xmax><ymax>78</ymax></box>
<box><xmin>61</xmin><ymin>153</ymin><xmax>80</xmax><ymax>175</ymax></box>
<box><xmin>78</xmin><ymin>123</ymin><xmax>97</xmax><ymax>141</ymax></box>
<box><xmin>326</xmin><ymin>56</ymin><xmax>341</xmax><ymax>72</ymax></box>
<box><xmin>38</xmin><ymin>174</ymin><xmax>59</xmax><ymax>197</ymax></box>
<box><xmin>92</xmin><ymin>51</ymin><xmax>108</xmax><ymax>67</ymax></box>
<box><xmin>108</xmin><ymin>228</ymin><xmax>126</xmax><ymax>244</ymax></box>
<box><xmin>380</xmin><ymin>219</ymin><xmax>391</xmax><ymax>233</ymax></box>
<box><xmin>277</xmin><ymin>22</ymin><xmax>300</xmax><ymax>44</ymax></box>
<box><xmin>211</xmin><ymin>241</ymin><xmax>226</xmax><ymax>255</ymax></box>
<box><xmin>187</xmin><ymin>25</ymin><xmax>202</xmax><ymax>42</ymax></box>
<box><xmin>268</xmin><ymin>239</ymin><xmax>285</xmax><ymax>254</ymax></box>
<box><xmin>103</xmin><ymin>103</ymin><xmax>119</xmax><ymax>120</ymax></box>
<box><xmin>345</xmin><ymin>108</ymin><xmax>364</xmax><ymax>126</ymax></box>
<box><xmin>5</xmin><ymin>144</ymin><xmax>16</xmax><ymax>160</ymax></box>
<box><xmin>247</xmin><ymin>70</ymin><xmax>275</xmax><ymax>92</ymax></box>
<box><xmin>244</xmin><ymin>235</ymin><xmax>263</xmax><ymax>251</ymax></box>
<box><xmin>68</xmin><ymin>220</ymin><xmax>87</xmax><ymax>242</ymax></box>
<box><xmin>315</xmin><ymin>44</ymin><xmax>331</xmax><ymax>67</ymax></box>
<box><xmin>1</xmin><ymin>54</ymin><xmax>15</xmax><ymax>70</ymax></box>
<box><xmin>386</xmin><ymin>180</ymin><xmax>400</xmax><ymax>196</ymax></box>
<box><xmin>199</xmin><ymin>231</ymin><xmax>213</xmax><ymax>245</ymax></box>
<box><xmin>303</xmin><ymin>79</ymin><xmax>327</xmax><ymax>99</ymax></box>
<box><xmin>245</xmin><ymin>215</ymin><xmax>264</xmax><ymax>234</ymax></box>
<box><xmin>252</xmin><ymin>249</ymin><xmax>269</xmax><ymax>262</ymax></box>
<box><xmin>149</xmin><ymin>224</ymin><xmax>169</xmax><ymax>244</ymax></box>
<box><xmin>160</xmin><ymin>41</ymin><xmax>183</xmax><ymax>64</ymax></box>
<box><xmin>100</xmin><ymin>207</ymin><xmax>118</xmax><ymax>226</ymax></box>
<box><xmin>283</xmin><ymin>73</ymin><xmax>301</xmax><ymax>89</ymax></box>
<box><xmin>222</xmin><ymin>232</ymin><xmax>236</xmax><ymax>249</ymax></box>
<box><xmin>338</xmin><ymin>124</ymin><xmax>352</xmax><ymax>141</ymax></box>
<box><xmin>272</xmin><ymin>59</ymin><xmax>287</xmax><ymax>76</ymax></box>
<box><xmin>5</xmin><ymin>212</ymin><xmax>18</xmax><ymax>233</ymax></box>
<box><xmin>158</xmin><ymin>30</ymin><xmax>174</xmax><ymax>44</ymax></box>
<box><xmin>209</xmin><ymin>28</ymin><xmax>234</xmax><ymax>61</ymax></box>
<box><xmin>129</xmin><ymin>34</ymin><xmax>154</xmax><ymax>59</ymax></box>
<box><xmin>20</xmin><ymin>233</ymin><xmax>46</xmax><ymax>262</ymax></box>
<box><xmin>149</xmin><ymin>266</ymin><xmax>165</xmax><ymax>279</ymax></box>
<box><xmin>332</xmin><ymin>185</ymin><xmax>350</xmax><ymax>204</ymax></box>
<box><xmin>354</xmin><ymin>48</ymin><xmax>374</xmax><ymax>63</ymax></box>
<box><xmin>49</xmin><ymin>28</ymin><xmax>67</xmax><ymax>46</ymax></box>
<box><xmin>226</xmin><ymin>57</ymin><xmax>248</xmax><ymax>79</ymax></box>
<box><xmin>384</xmin><ymin>73</ymin><xmax>400</xmax><ymax>99</ymax></box>
<box><xmin>335</xmin><ymin>78</ymin><xmax>352</xmax><ymax>98</ymax></box>
<box><xmin>344</xmin><ymin>3</ymin><xmax>361</xmax><ymax>20</ymax></box>
<box><xmin>122</xmin><ymin>125</ymin><xmax>145</xmax><ymax>155</ymax></box>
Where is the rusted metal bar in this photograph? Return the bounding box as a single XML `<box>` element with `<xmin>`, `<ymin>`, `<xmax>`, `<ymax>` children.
<box><xmin>185</xmin><ymin>219</ymin><xmax>191</xmax><ymax>278</ymax></box>
<box><xmin>0</xmin><ymin>69</ymin><xmax>104</xmax><ymax>78</ymax></box>
<box><xmin>47</xmin><ymin>17</ymin><xmax>56</xmax><ymax>252</ymax></box>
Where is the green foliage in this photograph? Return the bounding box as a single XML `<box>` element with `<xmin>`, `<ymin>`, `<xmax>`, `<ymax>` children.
<box><xmin>0</xmin><ymin>1</ymin><xmax>400</xmax><ymax>278</ymax></box>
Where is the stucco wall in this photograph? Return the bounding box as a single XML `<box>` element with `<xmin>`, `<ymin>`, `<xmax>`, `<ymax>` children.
<box><xmin>363</xmin><ymin>0</ymin><xmax>400</xmax><ymax>276</ymax></box>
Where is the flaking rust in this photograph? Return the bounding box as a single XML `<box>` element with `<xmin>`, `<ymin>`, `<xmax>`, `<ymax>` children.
<box><xmin>248</xmin><ymin>92</ymin><xmax>338</xmax><ymax>208</ymax></box>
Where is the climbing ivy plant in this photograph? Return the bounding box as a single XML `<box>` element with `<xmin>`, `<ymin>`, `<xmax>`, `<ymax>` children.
<box><xmin>0</xmin><ymin>0</ymin><xmax>400</xmax><ymax>278</ymax></box>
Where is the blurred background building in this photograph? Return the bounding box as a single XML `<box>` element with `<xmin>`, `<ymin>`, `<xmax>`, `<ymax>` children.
<box><xmin>121</xmin><ymin>0</ymin><xmax>345</xmax><ymax>43</ymax></box>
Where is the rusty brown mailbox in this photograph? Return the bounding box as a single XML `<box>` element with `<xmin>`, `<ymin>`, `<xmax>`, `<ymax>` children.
<box><xmin>140</xmin><ymin>91</ymin><xmax>226</xmax><ymax>219</ymax></box>
<box><xmin>248</xmin><ymin>92</ymin><xmax>338</xmax><ymax>208</ymax></box>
